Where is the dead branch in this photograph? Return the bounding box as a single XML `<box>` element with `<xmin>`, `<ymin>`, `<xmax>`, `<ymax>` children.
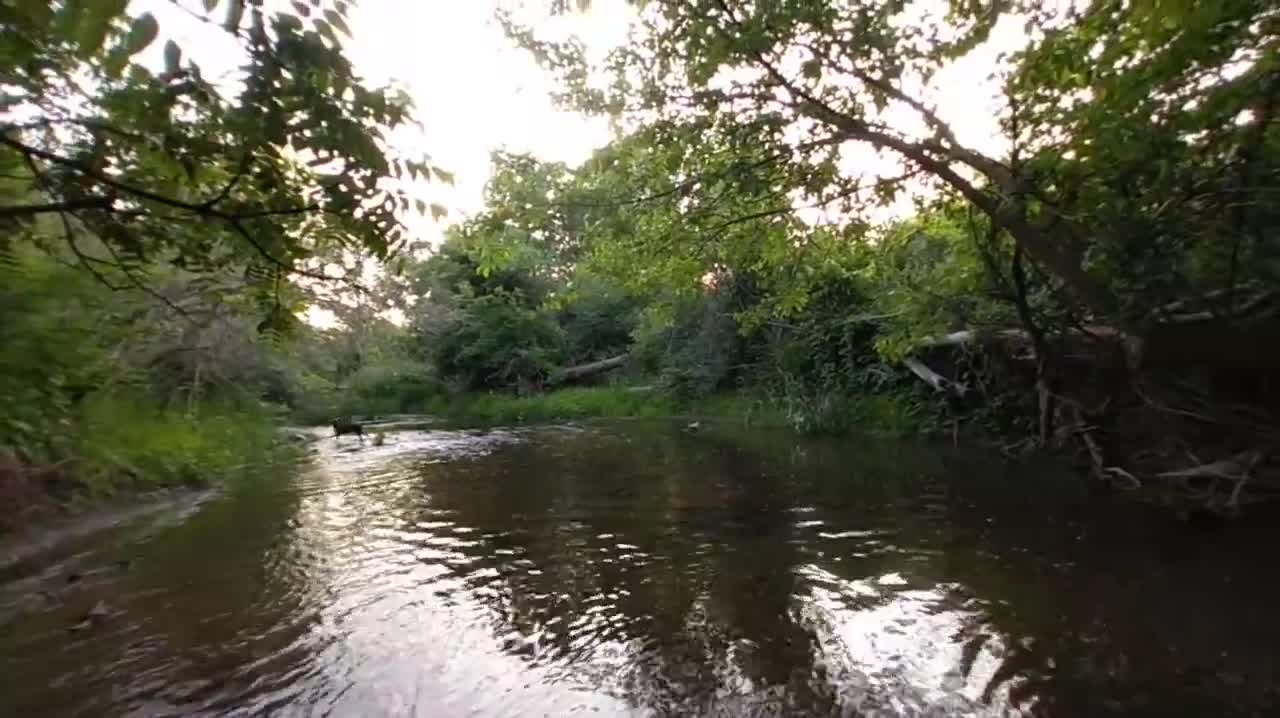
<box><xmin>903</xmin><ymin>357</ymin><xmax>966</xmax><ymax>396</ymax></box>
<box><xmin>1155</xmin><ymin>450</ymin><xmax>1263</xmax><ymax>482</ymax></box>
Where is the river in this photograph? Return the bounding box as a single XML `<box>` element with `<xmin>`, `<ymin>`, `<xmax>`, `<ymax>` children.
<box><xmin>1</xmin><ymin>421</ymin><xmax>1277</xmax><ymax>717</ymax></box>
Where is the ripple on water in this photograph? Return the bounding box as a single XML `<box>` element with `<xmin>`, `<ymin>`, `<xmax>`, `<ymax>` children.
<box><xmin>796</xmin><ymin>565</ymin><xmax>1016</xmax><ymax>716</ymax></box>
<box><xmin>3</xmin><ymin>424</ymin><xmax>1277</xmax><ymax>717</ymax></box>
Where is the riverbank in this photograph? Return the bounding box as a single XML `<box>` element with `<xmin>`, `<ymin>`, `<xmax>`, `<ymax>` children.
<box><xmin>0</xmin><ymin>396</ymin><xmax>300</xmax><ymax>534</ymax></box>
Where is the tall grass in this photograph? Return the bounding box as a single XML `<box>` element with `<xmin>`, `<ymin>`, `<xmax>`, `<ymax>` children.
<box><xmin>69</xmin><ymin>394</ymin><xmax>293</xmax><ymax>496</ymax></box>
<box><xmin>428</xmin><ymin>386</ymin><xmax>683</xmax><ymax>424</ymax></box>
<box><xmin>419</xmin><ymin>385</ymin><xmax>935</xmax><ymax>437</ymax></box>
<box><xmin>776</xmin><ymin>389</ymin><xmax>938</xmax><ymax>437</ymax></box>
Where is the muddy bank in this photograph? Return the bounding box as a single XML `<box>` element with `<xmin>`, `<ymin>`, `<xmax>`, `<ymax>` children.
<box><xmin>0</xmin><ymin>488</ymin><xmax>214</xmax><ymax>580</ymax></box>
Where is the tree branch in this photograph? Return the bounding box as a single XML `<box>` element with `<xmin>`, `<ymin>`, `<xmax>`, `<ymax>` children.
<box><xmin>703</xmin><ymin>0</ymin><xmax>1120</xmax><ymax>318</ymax></box>
<box><xmin>1</xmin><ymin>134</ymin><xmax>350</xmax><ymax>284</ymax></box>
<box><xmin>0</xmin><ymin>197</ymin><xmax>115</xmax><ymax>219</ymax></box>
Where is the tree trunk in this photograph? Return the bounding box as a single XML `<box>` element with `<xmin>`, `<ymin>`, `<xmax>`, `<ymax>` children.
<box><xmin>550</xmin><ymin>354</ymin><xmax>630</xmax><ymax>385</ymax></box>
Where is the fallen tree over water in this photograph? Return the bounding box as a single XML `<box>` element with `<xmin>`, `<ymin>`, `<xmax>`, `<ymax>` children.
<box><xmin>899</xmin><ymin>310</ymin><xmax>1280</xmax><ymax>517</ymax></box>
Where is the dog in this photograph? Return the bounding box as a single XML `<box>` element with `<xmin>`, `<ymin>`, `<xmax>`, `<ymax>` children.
<box><xmin>332</xmin><ymin>419</ymin><xmax>365</xmax><ymax>439</ymax></box>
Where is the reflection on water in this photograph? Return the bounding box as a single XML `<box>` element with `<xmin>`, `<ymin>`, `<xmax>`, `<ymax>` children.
<box><xmin>2</xmin><ymin>423</ymin><xmax>1279</xmax><ymax>717</ymax></box>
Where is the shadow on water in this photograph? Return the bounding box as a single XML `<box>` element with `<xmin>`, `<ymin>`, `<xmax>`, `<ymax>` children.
<box><xmin>1</xmin><ymin>421</ymin><xmax>1278</xmax><ymax>716</ymax></box>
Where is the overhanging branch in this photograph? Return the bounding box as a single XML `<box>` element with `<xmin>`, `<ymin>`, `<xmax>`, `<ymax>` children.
<box><xmin>0</xmin><ymin>197</ymin><xmax>115</xmax><ymax>219</ymax></box>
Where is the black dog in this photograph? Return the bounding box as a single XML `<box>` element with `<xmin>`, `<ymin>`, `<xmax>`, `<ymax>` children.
<box><xmin>332</xmin><ymin>419</ymin><xmax>365</xmax><ymax>439</ymax></box>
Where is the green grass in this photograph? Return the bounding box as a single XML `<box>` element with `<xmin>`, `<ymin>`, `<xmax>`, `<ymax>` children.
<box><xmin>418</xmin><ymin>384</ymin><xmax>935</xmax><ymax>437</ymax></box>
<box><xmin>69</xmin><ymin>394</ymin><xmax>296</xmax><ymax>497</ymax></box>
<box><xmin>774</xmin><ymin>389</ymin><xmax>939</xmax><ymax>437</ymax></box>
<box><xmin>426</xmin><ymin>386</ymin><xmax>684</xmax><ymax>424</ymax></box>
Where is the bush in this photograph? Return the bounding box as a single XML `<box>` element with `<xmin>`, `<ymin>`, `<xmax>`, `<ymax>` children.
<box><xmin>432</xmin><ymin>291</ymin><xmax>567</xmax><ymax>391</ymax></box>
<box><xmin>339</xmin><ymin>360</ymin><xmax>440</xmax><ymax>417</ymax></box>
<box><xmin>631</xmin><ymin>293</ymin><xmax>744</xmax><ymax>399</ymax></box>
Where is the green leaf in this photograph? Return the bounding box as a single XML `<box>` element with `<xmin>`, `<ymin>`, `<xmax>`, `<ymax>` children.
<box><xmin>314</xmin><ymin>18</ymin><xmax>338</xmax><ymax>45</ymax></box>
<box><xmin>163</xmin><ymin>39</ymin><xmax>182</xmax><ymax>74</ymax></box>
<box><xmin>291</xmin><ymin>1</ymin><xmax>311</xmax><ymax>18</ymax></box>
<box><xmin>430</xmin><ymin>203</ymin><xmax>449</xmax><ymax>222</ymax></box>
<box><xmin>430</xmin><ymin>167</ymin><xmax>456</xmax><ymax>185</ymax></box>
<box><xmin>202</xmin><ymin>0</ymin><xmax>220</xmax><ymax>12</ymax></box>
<box><xmin>14</xmin><ymin>0</ymin><xmax>55</xmax><ymax>28</ymax></box>
<box><xmin>55</xmin><ymin>0</ymin><xmax>87</xmax><ymax>43</ymax></box>
<box><xmin>122</xmin><ymin>12</ymin><xmax>160</xmax><ymax>57</ymax></box>
<box><xmin>277</xmin><ymin>13</ymin><xmax>303</xmax><ymax>33</ymax></box>
<box><xmin>323</xmin><ymin>9</ymin><xmax>350</xmax><ymax>36</ymax></box>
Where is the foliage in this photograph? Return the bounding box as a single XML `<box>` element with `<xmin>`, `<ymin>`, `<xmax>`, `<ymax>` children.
<box><xmin>509</xmin><ymin>0</ymin><xmax>1280</xmax><ymax>354</ymax></box>
<box><xmin>1</xmin><ymin>0</ymin><xmax>443</xmax><ymax>326</ymax></box>
<box><xmin>0</xmin><ymin>245</ymin><xmax>298</xmax><ymax>501</ymax></box>
<box><xmin>0</xmin><ymin>1</ymin><xmax>444</xmax><ymax>521</ymax></box>
<box><xmin>631</xmin><ymin>290</ymin><xmax>745</xmax><ymax>398</ymax></box>
<box><xmin>405</xmin><ymin>155</ymin><xmax>648</xmax><ymax>393</ymax></box>
<box><xmin>427</xmin><ymin>382</ymin><xmax>932</xmax><ymax>438</ymax></box>
<box><xmin>0</xmin><ymin>246</ymin><xmax>118</xmax><ymax>454</ymax></box>
<box><xmin>433</xmin><ymin>290</ymin><xmax>567</xmax><ymax>391</ymax></box>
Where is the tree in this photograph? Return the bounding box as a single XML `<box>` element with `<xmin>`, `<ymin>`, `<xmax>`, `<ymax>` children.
<box><xmin>507</xmin><ymin>0</ymin><xmax>1280</xmax><ymax>364</ymax></box>
<box><xmin>1</xmin><ymin>0</ymin><xmax>444</xmax><ymax>327</ymax></box>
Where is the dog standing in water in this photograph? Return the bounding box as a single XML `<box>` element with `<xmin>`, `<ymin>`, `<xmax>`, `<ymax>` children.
<box><xmin>332</xmin><ymin>419</ymin><xmax>365</xmax><ymax>440</ymax></box>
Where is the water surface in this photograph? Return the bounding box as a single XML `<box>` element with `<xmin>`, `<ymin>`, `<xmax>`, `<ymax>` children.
<box><xmin>2</xmin><ymin>422</ymin><xmax>1277</xmax><ymax>716</ymax></box>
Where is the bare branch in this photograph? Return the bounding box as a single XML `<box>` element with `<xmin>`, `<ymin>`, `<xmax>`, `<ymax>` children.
<box><xmin>0</xmin><ymin>197</ymin><xmax>115</xmax><ymax>219</ymax></box>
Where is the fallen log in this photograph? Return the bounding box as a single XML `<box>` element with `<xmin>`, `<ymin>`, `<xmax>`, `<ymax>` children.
<box><xmin>549</xmin><ymin>353</ymin><xmax>630</xmax><ymax>385</ymax></box>
<box><xmin>903</xmin><ymin>357</ymin><xmax>965</xmax><ymax>397</ymax></box>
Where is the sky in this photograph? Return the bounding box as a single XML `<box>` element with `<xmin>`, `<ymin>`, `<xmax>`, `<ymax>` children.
<box><xmin>342</xmin><ymin>0</ymin><xmax>634</xmax><ymax>246</ymax></box>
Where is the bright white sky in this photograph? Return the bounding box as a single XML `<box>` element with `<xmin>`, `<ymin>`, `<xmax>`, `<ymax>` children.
<box><xmin>343</xmin><ymin>0</ymin><xmax>635</xmax><ymax>246</ymax></box>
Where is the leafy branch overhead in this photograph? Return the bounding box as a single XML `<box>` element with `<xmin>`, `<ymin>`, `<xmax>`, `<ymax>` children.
<box><xmin>507</xmin><ymin>0</ymin><xmax>1280</xmax><ymax>367</ymax></box>
<box><xmin>0</xmin><ymin>0</ymin><xmax>444</xmax><ymax>303</ymax></box>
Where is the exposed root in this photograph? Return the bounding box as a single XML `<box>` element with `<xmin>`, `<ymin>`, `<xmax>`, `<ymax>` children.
<box><xmin>1156</xmin><ymin>449</ymin><xmax>1265</xmax><ymax>512</ymax></box>
<box><xmin>1104</xmin><ymin>466</ymin><xmax>1142</xmax><ymax>490</ymax></box>
<box><xmin>1065</xmin><ymin>398</ymin><xmax>1108</xmax><ymax>481</ymax></box>
<box><xmin>1155</xmin><ymin>449</ymin><xmax>1262</xmax><ymax>483</ymax></box>
<box><xmin>1227</xmin><ymin>472</ymin><xmax>1251</xmax><ymax>511</ymax></box>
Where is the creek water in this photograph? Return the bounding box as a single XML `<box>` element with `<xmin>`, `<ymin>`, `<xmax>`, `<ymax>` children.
<box><xmin>1</xmin><ymin>422</ymin><xmax>1277</xmax><ymax>717</ymax></box>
